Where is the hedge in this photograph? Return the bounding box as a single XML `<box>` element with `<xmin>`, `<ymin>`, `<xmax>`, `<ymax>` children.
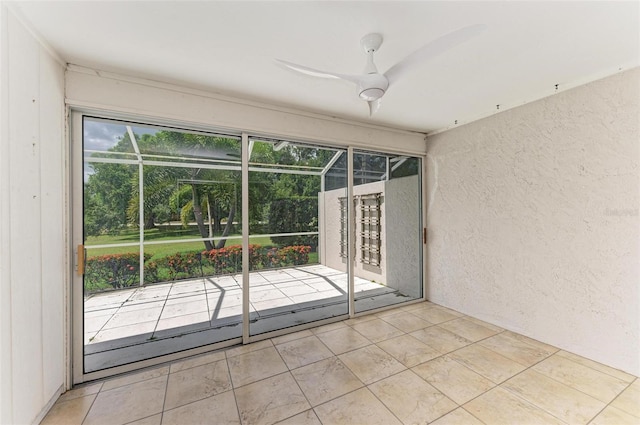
<box><xmin>85</xmin><ymin>245</ymin><xmax>311</xmax><ymax>293</ymax></box>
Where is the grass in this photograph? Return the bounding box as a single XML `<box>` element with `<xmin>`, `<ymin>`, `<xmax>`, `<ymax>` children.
<box><xmin>85</xmin><ymin>227</ymin><xmax>308</xmax><ymax>262</ymax></box>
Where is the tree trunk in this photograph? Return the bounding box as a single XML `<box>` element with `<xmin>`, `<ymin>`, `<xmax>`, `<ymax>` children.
<box><xmin>215</xmin><ymin>204</ymin><xmax>236</xmax><ymax>249</ymax></box>
<box><xmin>192</xmin><ymin>185</ymin><xmax>214</xmax><ymax>251</ymax></box>
<box><xmin>144</xmin><ymin>214</ymin><xmax>156</xmax><ymax>229</ymax></box>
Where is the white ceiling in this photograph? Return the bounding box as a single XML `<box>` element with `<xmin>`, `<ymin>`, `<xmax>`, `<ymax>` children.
<box><xmin>11</xmin><ymin>1</ymin><xmax>640</xmax><ymax>134</ymax></box>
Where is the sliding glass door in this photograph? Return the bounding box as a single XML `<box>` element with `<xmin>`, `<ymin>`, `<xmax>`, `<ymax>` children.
<box><xmin>73</xmin><ymin>113</ymin><xmax>424</xmax><ymax>381</ymax></box>
<box><xmin>247</xmin><ymin>139</ymin><xmax>349</xmax><ymax>336</ymax></box>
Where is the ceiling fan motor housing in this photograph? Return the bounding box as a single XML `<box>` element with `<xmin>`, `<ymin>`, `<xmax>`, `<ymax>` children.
<box><xmin>358</xmin><ymin>73</ymin><xmax>389</xmax><ymax>101</ymax></box>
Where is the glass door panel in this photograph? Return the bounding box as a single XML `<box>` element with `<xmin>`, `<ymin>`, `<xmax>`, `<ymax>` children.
<box><xmin>81</xmin><ymin>117</ymin><xmax>242</xmax><ymax>373</ymax></box>
<box><xmin>352</xmin><ymin>150</ymin><xmax>423</xmax><ymax>313</ymax></box>
<box><xmin>248</xmin><ymin>139</ymin><xmax>349</xmax><ymax>336</ymax></box>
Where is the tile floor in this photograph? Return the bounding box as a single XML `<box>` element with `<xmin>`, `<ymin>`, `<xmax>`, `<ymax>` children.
<box><xmin>44</xmin><ymin>301</ymin><xmax>639</xmax><ymax>425</ymax></box>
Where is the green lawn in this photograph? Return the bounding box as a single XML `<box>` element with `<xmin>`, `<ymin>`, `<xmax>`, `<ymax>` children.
<box><xmin>86</xmin><ymin>227</ymin><xmax>288</xmax><ymax>261</ymax></box>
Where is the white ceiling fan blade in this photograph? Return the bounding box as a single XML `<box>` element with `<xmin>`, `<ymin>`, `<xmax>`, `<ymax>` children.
<box><xmin>275</xmin><ymin>59</ymin><xmax>360</xmax><ymax>84</ymax></box>
<box><xmin>367</xmin><ymin>99</ymin><xmax>382</xmax><ymax>116</ymax></box>
<box><xmin>384</xmin><ymin>24</ymin><xmax>487</xmax><ymax>86</ymax></box>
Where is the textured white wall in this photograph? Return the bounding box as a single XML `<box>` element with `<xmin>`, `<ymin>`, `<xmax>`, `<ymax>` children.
<box><xmin>386</xmin><ymin>175</ymin><xmax>422</xmax><ymax>298</ymax></box>
<box><xmin>426</xmin><ymin>68</ymin><xmax>639</xmax><ymax>376</ymax></box>
<box><xmin>0</xmin><ymin>7</ymin><xmax>67</xmax><ymax>424</ymax></box>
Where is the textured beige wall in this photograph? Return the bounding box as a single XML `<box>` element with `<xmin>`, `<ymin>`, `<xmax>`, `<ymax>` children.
<box><xmin>426</xmin><ymin>68</ymin><xmax>639</xmax><ymax>376</ymax></box>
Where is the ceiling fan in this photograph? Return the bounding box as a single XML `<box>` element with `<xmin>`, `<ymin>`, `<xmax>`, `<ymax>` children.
<box><xmin>276</xmin><ymin>24</ymin><xmax>486</xmax><ymax>116</ymax></box>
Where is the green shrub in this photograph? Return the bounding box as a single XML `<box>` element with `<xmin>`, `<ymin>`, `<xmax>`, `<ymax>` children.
<box><xmin>268</xmin><ymin>197</ymin><xmax>318</xmax><ymax>249</ymax></box>
<box><xmin>85</xmin><ymin>253</ymin><xmax>150</xmax><ymax>291</ymax></box>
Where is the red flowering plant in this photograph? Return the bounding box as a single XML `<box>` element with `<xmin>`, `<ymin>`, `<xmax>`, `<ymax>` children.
<box><xmin>277</xmin><ymin>245</ymin><xmax>311</xmax><ymax>266</ymax></box>
<box><xmin>155</xmin><ymin>251</ymin><xmax>203</xmax><ymax>281</ymax></box>
<box><xmin>84</xmin><ymin>253</ymin><xmax>151</xmax><ymax>292</ymax></box>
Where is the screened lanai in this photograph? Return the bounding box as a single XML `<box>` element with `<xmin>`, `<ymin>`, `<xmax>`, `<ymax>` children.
<box><xmin>80</xmin><ymin>116</ymin><xmax>423</xmax><ymax>373</ymax></box>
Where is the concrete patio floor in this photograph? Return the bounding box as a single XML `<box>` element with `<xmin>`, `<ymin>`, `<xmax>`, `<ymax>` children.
<box><xmin>83</xmin><ymin>264</ymin><xmax>412</xmax><ymax>371</ymax></box>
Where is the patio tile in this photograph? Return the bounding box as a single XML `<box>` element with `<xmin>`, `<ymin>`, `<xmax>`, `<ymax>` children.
<box><xmin>465</xmin><ymin>387</ymin><xmax>565</xmax><ymax>425</ymax></box>
<box><xmin>228</xmin><ymin>346</ymin><xmax>288</xmax><ymax>387</ymax></box>
<box><xmin>590</xmin><ymin>405</ymin><xmax>640</xmax><ymax>425</ymax></box>
<box><xmin>162</xmin><ymin>390</ymin><xmax>240</xmax><ymax>425</ymax></box>
<box><xmin>376</xmin><ymin>334</ymin><xmax>441</xmax><ymax>367</ymax></box>
<box><xmin>412</xmin><ymin>356</ymin><xmax>495</xmax><ymax>405</ymax></box>
<box><xmin>57</xmin><ymin>382</ymin><xmax>103</xmax><ymax>403</ymax></box>
<box><xmin>250</xmin><ymin>287</ymin><xmax>287</xmax><ymax>302</ymax></box>
<box><xmin>83</xmin><ymin>376</ymin><xmax>167</xmax><ymax>425</ymax></box>
<box><xmin>102</xmin><ymin>366</ymin><xmax>169</xmax><ymax>391</ymax></box>
<box><xmin>117</xmin><ymin>299</ymin><xmax>165</xmax><ymax>312</ymax></box>
<box><xmin>291</xmin><ymin>357</ymin><xmax>363</xmax><ymax>406</ymax></box>
<box><xmin>170</xmin><ymin>350</ymin><xmax>226</xmax><ymax>373</ymax></box>
<box><xmin>430</xmin><ymin>408</ymin><xmax>485</xmax><ymax>425</ymax></box>
<box><xmin>155</xmin><ymin>311</ymin><xmax>211</xmax><ymax>332</ymax></box>
<box><xmin>84</xmin><ymin>314</ymin><xmax>113</xmax><ymax>333</ymax></box>
<box><xmin>410</xmin><ymin>305</ymin><xmax>462</xmax><ymax>324</ymax></box>
<box><xmin>102</xmin><ymin>306</ymin><xmax>163</xmax><ymax>329</ymax></box>
<box><xmin>90</xmin><ymin>320</ymin><xmax>156</xmax><ymax>343</ymax></box>
<box><xmin>41</xmin><ymin>393</ymin><xmax>97</xmax><ymax>425</ymax></box>
<box><xmin>159</xmin><ymin>300</ymin><xmax>208</xmax><ymax>320</ymax></box>
<box><xmin>278</xmin><ymin>284</ymin><xmax>318</xmax><ymax>297</ymax></box>
<box><xmin>84</xmin><ymin>307</ymin><xmax>119</xmax><ymax>318</ymax></box>
<box><xmin>208</xmin><ymin>291</ymin><xmax>243</xmax><ymax>310</ymax></box>
<box><xmin>439</xmin><ymin>317</ymin><xmax>501</xmax><ymax>342</ymax></box>
<box><xmin>556</xmin><ymin>350</ymin><xmax>636</xmax><ymax>383</ymax></box>
<box><xmin>449</xmin><ymin>344</ymin><xmax>526</xmax><ymax>384</ymax></box>
<box><xmin>164</xmin><ymin>360</ymin><xmax>232</xmax><ymax>410</ymax></box>
<box><xmin>168</xmin><ymin>281</ymin><xmax>206</xmax><ymax>296</ymax></box>
<box><xmin>275</xmin><ymin>410</ymin><xmax>322</xmax><ymax>425</ymax></box>
<box><xmin>163</xmin><ymin>293</ymin><xmax>207</xmax><ymax>306</ymax></box>
<box><xmin>313</xmin><ymin>387</ymin><xmax>402</xmax><ymax>425</ymax></box>
<box><xmin>120</xmin><ymin>415</ymin><xmax>161</xmax><ymax>425</ymax></box>
<box><xmin>379</xmin><ymin>310</ymin><xmax>432</xmax><ymax>332</ymax></box>
<box><xmin>275</xmin><ymin>335</ymin><xmax>334</xmax><ymax>369</ymax></box>
<box><xmin>338</xmin><ymin>345</ymin><xmax>406</xmax><ymax>384</ymax></box>
<box><xmin>531</xmin><ymin>353</ymin><xmax>631</xmax><ymax>403</ymax></box>
<box><xmin>315</xmin><ymin>327</ymin><xmax>371</xmax><ymax>355</ymax></box>
<box><xmin>410</xmin><ymin>326</ymin><xmax>473</xmax><ymax>354</ymax></box>
<box><xmin>235</xmin><ymin>372</ymin><xmax>310</xmax><ymax>425</ymax></box>
<box><xmin>350</xmin><ymin>318</ymin><xmax>404</xmax><ymax>343</ymax></box>
<box><xmin>252</xmin><ymin>297</ymin><xmax>294</xmax><ymax>312</ymax></box>
<box><xmin>478</xmin><ymin>331</ymin><xmax>556</xmax><ymax>366</ymax></box>
<box><xmin>502</xmin><ymin>369</ymin><xmax>606</xmax><ymax>424</ymax></box>
<box><xmin>610</xmin><ymin>379</ymin><xmax>640</xmax><ymax>417</ymax></box>
<box><xmin>369</xmin><ymin>370</ymin><xmax>457</xmax><ymax>424</ymax></box>
<box><xmin>291</xmin><ymin>290</ymin><xmax>342</xmax><ymax>304</ymax></box>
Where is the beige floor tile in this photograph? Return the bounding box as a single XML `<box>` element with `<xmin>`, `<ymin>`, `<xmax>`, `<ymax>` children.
<box><xmin>501</xmin><ymin>330</ymin><xmax>558</xmax><ymax>353</ymax></box>
<box><xmin>439</xmin><ymin>317</ymin><xmax>500</xmax><ymax>342</ymax></box>
<box><xmin>271</xmin><ymin>329</ymin><xmax>314</xmax><ymax>345</ymax></box>
<box><xmin>57</xmin><ymin>382</ymin><xmax>103</xmax><ymax>403</ymax></box>
<box><xmin>350</xmin><ymin>318</ymin><xmax>404</xmax><ymax>342</ymax></box>
<box><xmin>369</xmin><ymin>369</ymin><xmax>457</xmax><ymax>424</ymax></box>
<box><xmin>315</xmin><ymin>326</ymin><xmax>371</xmax><ymax>355</ymax></box>
<box><xmin>379</xmin><ymin>311</ymin><xmax>433</xmax><ymax>333</ymax></box>
<box><xmin>309</xmin><ymin>321</ymin><xmax>347</xmax><ymax>335</ymax></box>
<box><xmin>101</xmin><ymin>366</ymin><xmax>169</xmax><ymax>391</ymax></box>
<box><xmin>412</xmin><ymin>356</ymin><xmax>495</xmax><ymax>405</ymax></box>
<box><xmin>479</xmin><ymin>331</ymin><xmax>556</xmax><ymax>366</ymax></box>
<box><xmin>83</xmin><ymin>376</ymin><xmax>167</xmax><ymax>425</ymax></box>
<box><xmin>343</xmin><ymin>314</ymin><xmax>380</xmax><ymax>326</ymax></box>
<box><xmin>376</xmin><ymin>334</ymin><xmax>441</xmax><ymax>367</ymax></box>
<box><xmin>430</xmin><ymin>408</ymin><xmax>485</xmax><ymax>425</ymax></box>
<box><xmin>235</xmin><ymin>372</ymin><xmax>310</xmax><ymax>425</ymax></box>
<box><xmin>411</xmin><ymin>305</ymin><xmax>462</xmax><ymax>324</ymax></box>
<box><xmin>164</xmin><ymin>359</ymin><xmax>232</xmax><ymax>410</ymax></box>
<box><xmin>41</xmin><ymin>394</ymin><xmax>97</xmax><ymax>425</ymax></box>
<box><xmin>127</xmin><ymin>414</ymin><xmax>161</xmax><ymax>425</ymax></box>
<box><xmin>449</xmin><ymin>344</ymin><xmax>526</xmax><ymax>384</ymax></box>
<box><xmin>610</xmin><ymin>379</ymin><xmax>640</xmax><ymax>418</ymax></box>
<box><xmin>225</xmin><ymin>339</ymin><xmax>273</xmax><ymax>358</ymax></box>
<box><xmin>169</xmin><ymin>350</ymin><xmax>226</xmax><ymax>374</ymax></box>
<box><xmin>590</xmin><ymin>405</ymin><xmax>640</xmax><ymax>425</ymax></box>
<box><xmin>162</xmin><ymin>390</ymin><xmax>240</xmax><ymax>425</ymax></box>
<box><xmin>314</xmin><ymin>387</ymin><xmax>402</xmax><ymax>425</ymax></box>
<box><xmin>228</xmin><ymin>346</ymin><xmax>288</xmax><ymax>387</ymax></box>
<box><xmin>275</xmin><ymin>335</ymin><xmax>334</xmax><ymax>369</ymax></box>
<box><xmin>410</xmin><ymin>326</ymin><xmax>472</xmax><ymax>354</ymax></box>
<box><xmin>338</xmin><ymin>345</ymin><xmax>406</xmax><ymax>384</ymax></box>
<box><xmin>274</xmin><ymin>409</ymin><xmax>322</xmax><ymax>425</ymax></box>
<box><xmin>557</xmin><ymin>350</ymin><xmax>636</xmax><ymax>383</ymax></box>
<box><xmin>291</xmin><ymin>357</ymin><xmax>363</xmax><ymax>406</ymax></box>
<box><xmin>502</xmin><ymin>369</ymin><xmax>606</xmax><ymax>424</ymax></box>
<box><xmin>464</xmin><ymin>316</ymin><xmax>503</xmax><ymax>332</ymax></box>
<box><xmin>532</xmin><ymin>354</ymin><xmax>630</xmax><ymax>403</ymax></box>
<box><xmin>465</xmin><ymin>387</ymin><xmax>565</xmax><ymax>425</ymax></box>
